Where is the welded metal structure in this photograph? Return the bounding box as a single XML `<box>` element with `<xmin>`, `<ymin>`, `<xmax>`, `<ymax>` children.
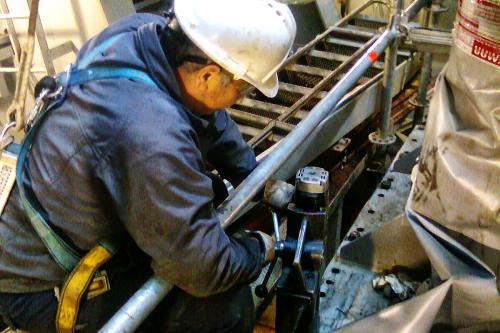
<box><xmin>99</xmin><ymin>0</ymin><xmax>433</xmax><ymax>331</ymax></box>
<box><xmin>319</xmin><ymin>125</ymin><xmax>425</xmax><ymax>332</ymax></box>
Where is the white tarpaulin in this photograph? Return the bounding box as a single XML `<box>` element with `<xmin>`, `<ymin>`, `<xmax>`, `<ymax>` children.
<box><xmin>411</xmin><ymin>38</ymin><xmax>500</xmax><ymax>252</ymax></box>
<box><xmin>335</xmin><ymin>1</ymin><xmax>500</xmax><ymax>330</ymax></box>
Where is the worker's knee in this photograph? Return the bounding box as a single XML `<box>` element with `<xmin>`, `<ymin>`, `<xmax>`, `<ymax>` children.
<box><xmin>0</xmin><ymin>289</ymin><xmax>57</xmax><ymax>333</ymax></box>
<box><xmin>157</xmin><ymin>285</ymin><xmax>255</xmax><ymax>333</ymax></box>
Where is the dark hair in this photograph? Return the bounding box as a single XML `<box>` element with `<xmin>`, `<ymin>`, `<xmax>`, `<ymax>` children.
<box><xmin>160</xmin><ymin>8</ymin><xmax>210</xmax><ymax>67</ymax></box>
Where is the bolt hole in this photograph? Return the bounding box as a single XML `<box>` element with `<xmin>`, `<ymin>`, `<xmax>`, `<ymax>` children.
<box><xmin>378</xmin><ymin>193</ymin><xmax>385</xmax><ymax>198</ymax></box>
<box><xmin>412</xmin><ymin>138</ymin><xmax>417</xmax><ymax>142</ymax></box>
<box><xmin>357</xmin><ymin>227</ymin><xmax>364</xmax><ymax>232</ymax></box>
<box><xmin>326</xmin><ymin>279</ymin><xmax>333</xmax><ymax>285</ymax></box>
<box><xmin>320</xmin><ymin>292</ymin><xmax>326</xmax><ymax>297</ymax></box>
<box><xmin>368</xmin><ymin>209</ymin><xmax>375</xmax><ymax>214</ymax></box>
<box><xmin>331</xmin><ymin>268</ymin><xmax>340</xmax><ymax>274</ymax></box>
<box><xmin>388</xmin><ymin>177</ymin><xmax>394</xmax><ymax>182</ymax></box>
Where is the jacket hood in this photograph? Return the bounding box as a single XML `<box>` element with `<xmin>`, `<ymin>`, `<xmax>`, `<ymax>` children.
<box><xmin>75</xmin><ymin>14</ymin><xmax>222</xmax><ymax>135</ymax></box>
<box><xmin>76</xmin><ymin>14</ymin><xmax>183</xmax><ymax>102</ymax></box>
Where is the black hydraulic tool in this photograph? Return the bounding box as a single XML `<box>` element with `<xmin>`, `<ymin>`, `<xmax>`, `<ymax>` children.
<box><xmin>255</xmin><ymin>179</ymin><xmax>295</xmax><ymax>298</ymax></box>
<box><xmin>256</xmin><ymin>166</ymin><xmax>329</xmax><ymax>333</ymax></box>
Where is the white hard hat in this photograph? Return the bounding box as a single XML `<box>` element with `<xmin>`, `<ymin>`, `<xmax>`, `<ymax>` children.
<box><xmin>174</xmin><ymin>0</ymin><xmax>297</xmax><ymax>98</ymax></box>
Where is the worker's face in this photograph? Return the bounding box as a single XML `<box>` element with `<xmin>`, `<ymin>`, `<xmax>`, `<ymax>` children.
<box><xmin>176</xmin><ymin>62</ymin><xmax>252</xmax><ymax>116</ymax></box>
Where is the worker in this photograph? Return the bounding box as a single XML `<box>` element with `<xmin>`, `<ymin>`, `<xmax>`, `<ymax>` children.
<box><xmin>0</xmin><ymin>0</ymin><xmax>296</xmax><ymax>332</ymax></box>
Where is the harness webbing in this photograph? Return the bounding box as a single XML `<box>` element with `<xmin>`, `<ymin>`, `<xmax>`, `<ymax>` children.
<box><xmin>16</xmin><ymin>36</ymin><xmax>160</xmax><ymax>272</ymax></box>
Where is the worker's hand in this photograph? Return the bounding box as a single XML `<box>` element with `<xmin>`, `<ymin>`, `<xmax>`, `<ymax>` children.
<box><xmin>263</xmin><ymin>179</ymin><xmax>295</xmax><ymax>210</ymax></box>
<box><xmin>254</xmin><ymin>231</ymin><xmax>275</xmax><ymax>263</ymax></box>
<box><xmin>205</xmin><ymin>172</ymin><xmax>228</xmax><ymax>207</ymax></box>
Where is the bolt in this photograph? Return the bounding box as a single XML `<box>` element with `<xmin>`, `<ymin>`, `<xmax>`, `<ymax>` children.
<box><xmin>380</xmin><ymin>179</ymin><xmax>391</xmax><ymax>189</ymax></box>
<box><xmin>347</xmin><ymin>230</ymin><xmax>361</xmax><ymax>241</ymax></box>
<box><xmin>255</xmin><ymin>285</ymin><xmax>268</xmax><ymax>298</ymax></box>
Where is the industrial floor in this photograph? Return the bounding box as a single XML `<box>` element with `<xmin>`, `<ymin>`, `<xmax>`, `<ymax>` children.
<box><xmin>253</xmin><ymin>299</ymin><xmax>276</xmax><ymax>333</ymax></box>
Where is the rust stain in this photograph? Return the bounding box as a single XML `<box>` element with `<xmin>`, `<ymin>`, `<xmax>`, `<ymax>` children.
<box><xmin>441</xmin><ymin>133</ymin><xmax>452</xmax><ymax>141</ymax></box>
<box><xmin>412</xmin><ymin>146</ymin><xmax>447</xmax><ymax>216</ymax></box>
<box><xmin>418</xmin><ymin>146</ymin><xmax>439</xmax><ymax>192</ymax></box>
<box><xmin>413</xmin><ymin>146</ymin><xmax>438</xmax><ymax>204</ymax></box>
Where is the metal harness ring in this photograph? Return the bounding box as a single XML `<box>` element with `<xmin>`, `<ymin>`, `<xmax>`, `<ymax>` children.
<box><xmin>0</xmin><ymin>122</ymin><xmax>16</xmax><ymax>150</ymax></box>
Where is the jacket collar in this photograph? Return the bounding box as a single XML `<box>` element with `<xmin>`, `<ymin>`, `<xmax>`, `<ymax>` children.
<box><xmin>136</xmin><ymin>21</ymin><xmax>221</xmax><ymax>140</ymax></box>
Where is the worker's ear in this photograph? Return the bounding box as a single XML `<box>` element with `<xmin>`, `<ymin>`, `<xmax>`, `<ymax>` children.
<box><xmin>196</xmin><ymin>64</ymin><xmax>222</xmax><ymax>91</ymax></box>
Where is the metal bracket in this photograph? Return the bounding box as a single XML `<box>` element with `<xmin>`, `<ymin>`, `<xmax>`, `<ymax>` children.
<box><xmin>424</xmin><ymin>2</ymin><xmax>448</xmax><ymax>14</ymax></box>
<box><xmin>401</xmin><ymin>27</ymin><xmax>452</xmax><ymax>54</ymax></box>
<box><xmin>409</xmin><ymin>97</ymin><xmax>429</xmax><ymax>109</ymax></box>
<box><xmin>369</xmin><ymin>131</ymin><xmax>397</xmax><ymax>146</ymax></box>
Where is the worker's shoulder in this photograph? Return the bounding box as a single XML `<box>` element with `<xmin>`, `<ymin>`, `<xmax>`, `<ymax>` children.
<box><xmin>77</xmin><ymin>13</ymin><xmax>165</xmax><ymax>56</ymax></box>
<box><xmin>110</xmin><ymin>84</ymin><xmax>194</xmax><ymax>141</ymax></box>
<box><xmin>106</xmin><ymin>88</ymin><xmax>199</xmax><ymax>165</ymax></box>
<box><xmin>67</xmin><ymin>80</ymin><xmax>191</xmax><ymax>161</ymax></box>
<box><xmin>103</xmin><ymin>12</ymin><xmax>165</xmax><ymax>33</ymax></box>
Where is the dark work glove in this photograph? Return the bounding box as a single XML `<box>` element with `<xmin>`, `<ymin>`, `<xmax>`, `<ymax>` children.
<box><xmin>206</xmin><ymin>172</ymin><xmax>229</xmax><ymax>207</ymax></box>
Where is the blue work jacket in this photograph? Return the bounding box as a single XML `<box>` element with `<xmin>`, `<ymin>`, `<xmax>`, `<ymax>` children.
<box><xmin>0</xmin><ymin>14</ymin><xmax>263</xmax><ymax>296</ymax></box>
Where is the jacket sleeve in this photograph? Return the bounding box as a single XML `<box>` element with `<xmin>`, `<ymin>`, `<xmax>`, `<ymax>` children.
<box><xmin>206</xmin><ymin>110</ymin><xmax>258</xmax><ymax>186</ymax></box>
<box><xmin>95</xmin><ymin>100</ymin><xmax>264</xmax><ymax>297</ymax></box>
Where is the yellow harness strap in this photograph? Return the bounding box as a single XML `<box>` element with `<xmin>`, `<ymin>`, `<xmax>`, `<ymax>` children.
<box><xmin>56</xmin><ymin>244</ymin><xmax>113</xmax><ymax>333</ymax></box>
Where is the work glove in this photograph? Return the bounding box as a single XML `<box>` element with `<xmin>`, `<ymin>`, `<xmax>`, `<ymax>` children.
<box><xmin>263</xmin><ymin>179</ymin><xmax>295</xmax><ymax>210</ymax></box>
<box><xmin>252</xmin><ymin>231</ymin><xmax>275</xmax><ymax>263</ymax></box>
<box><xmin>206</xmin><ymin>172</ymin><xmax>229</xmax><ymax>207</ymax></box>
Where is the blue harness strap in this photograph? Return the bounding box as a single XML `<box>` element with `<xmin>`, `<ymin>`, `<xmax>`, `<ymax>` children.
<box><xmin>69</xmin><ymin>67</ymin><xmax>158</xmax><ymax>88</ymax></box>
<box><xmin>16</xmin><ymin>103</ymin><xmax>82</xmax><ymax>271</ymax></box>
<box><xmin>16</xmin><ymin>35</ymin><xmax>160</xmax><ymax>272</ymax></box>
<box><xmin>76</xmin><ymin>34</ymin><xmax>124</xmax><ymax>70</ymax></box>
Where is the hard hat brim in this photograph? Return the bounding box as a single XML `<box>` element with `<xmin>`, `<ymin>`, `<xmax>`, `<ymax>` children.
<box><xmin>174</xmin><ymin>0</ymin><xmax>294</xmax><ymax>100</ymax></box>
<box><xmin>251</xmin><ymin>74</ymin><xmax>279</xmax><ymax>98</ymax></box>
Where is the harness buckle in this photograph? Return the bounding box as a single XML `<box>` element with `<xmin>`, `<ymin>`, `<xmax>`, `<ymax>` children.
<box><xmin>87</xmin><ymin>270</ymin><xmax>111</xmax><ymax>300</ymax></box>
<box><xmin>0</xmin><ymin>122</ymin><xmax>16</xmax><ymax>151</ymax></box>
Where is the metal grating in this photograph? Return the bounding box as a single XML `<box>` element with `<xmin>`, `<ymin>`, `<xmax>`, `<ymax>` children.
<box><xmin>229</xmin><ymin>15</ymin><xmax>412</xmax><ymax>155</ymax></box>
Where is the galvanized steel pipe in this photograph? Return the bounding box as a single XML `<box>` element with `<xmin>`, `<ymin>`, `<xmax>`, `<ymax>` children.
<box><xmin>412</xmin><ymin>52</ymin><xmax>432</xmax><ymax>126</ymax></box>
<box><xmin>377</xmin><ymin>0</ymin><xmax>403</xmax><ymax>140</ymax></box>
<box><xmin>99</xmin><ymin>277</ymin><xmax>172</xmax><ymax>333</ymax></box>
<box><xmin>379</xmin><ymin>41</ymin><xmax>398</xmax><ymax>138</ymax></box>
<box><xmin>413</xmin><ymin>4</ymin><xmax>433</xmax><ymax>126</ymax></box>
<box><xmin>404</xmin><ymin>0</ymin><xmax>430</xmax><ymax>20</ymax></box>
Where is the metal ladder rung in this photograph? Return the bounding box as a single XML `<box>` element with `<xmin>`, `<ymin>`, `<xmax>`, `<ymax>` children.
<box><xmin>0</xmin><ymin>13</ymin><xmax>29</xmax><ymax>19</ymax></box>
<box><xmin>0</xmin><ymin>67</ymin><xmax>45</xmax><ymax>73</ymax></box>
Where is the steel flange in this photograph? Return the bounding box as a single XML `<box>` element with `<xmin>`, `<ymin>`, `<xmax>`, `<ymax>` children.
<box><xmin>369</xmin><ymin>131</ymin><xmax>397</xmax><ymax>145</ymax></box>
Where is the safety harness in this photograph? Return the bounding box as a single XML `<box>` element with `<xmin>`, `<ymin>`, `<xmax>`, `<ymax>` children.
<box><xmin>11</xmin><ymin>35</ymin><xmax>160</xmax><ymax>333</ymax></box>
